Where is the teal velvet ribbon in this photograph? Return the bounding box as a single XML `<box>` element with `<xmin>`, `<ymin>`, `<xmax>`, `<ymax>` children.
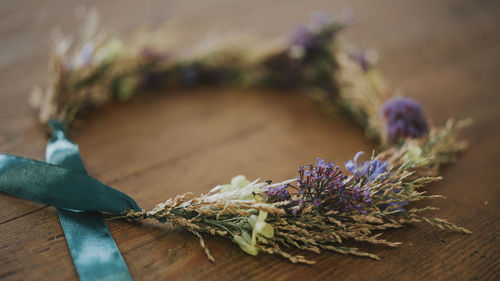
<box><xmin>0</xmin><ymin>120</ymin><xmax>140</xmax><ymax>281</ymax></box>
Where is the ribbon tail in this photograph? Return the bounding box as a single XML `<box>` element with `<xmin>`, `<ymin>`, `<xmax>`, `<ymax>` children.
<box><xmin>46</xmin><ymin>120</ymin><xmax>134</xmax><ymax>281</ymax></box>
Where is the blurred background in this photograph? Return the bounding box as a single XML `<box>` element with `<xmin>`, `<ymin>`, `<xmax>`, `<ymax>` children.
<box><xmin>1</xmin><ymin>1</ymin><xmax>499</xmax><ymax>280</ymax></box>
<box><xmin>2</xmin><ymin>0</ymin><xmax>499</xmax><ymax>153</ymax></box>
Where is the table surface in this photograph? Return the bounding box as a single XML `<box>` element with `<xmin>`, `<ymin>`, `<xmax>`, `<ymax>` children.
<box><xmin>1</xmin><ymin>1</ymin><xmax>499</xmax><ymax>280</ymax></box>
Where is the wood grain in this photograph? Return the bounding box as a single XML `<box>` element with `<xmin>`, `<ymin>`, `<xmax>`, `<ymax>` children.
<box><xmin>1</xmin><ymin>1</ymin><xmax>499</xmax><ymax>280</ymax></box>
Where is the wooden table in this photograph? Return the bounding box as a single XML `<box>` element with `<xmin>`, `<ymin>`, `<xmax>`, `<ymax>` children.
<box><xmin>1</xmin><ymin>1</ymin><xmax>499</xmax><ymax>280</ymax></box>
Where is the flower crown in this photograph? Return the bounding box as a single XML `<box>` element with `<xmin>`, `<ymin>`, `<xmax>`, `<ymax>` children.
<box><xmin>12</xmin><ymin>9</ymin><xmax>471</xmax><ymax>267</ymax></box>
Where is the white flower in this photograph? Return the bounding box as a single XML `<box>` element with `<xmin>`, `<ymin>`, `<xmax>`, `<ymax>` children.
<box><xmin>208</xmin><ymin>175</ymin><xmax>262</xmax><ymax>202</ymax></box>
<box><xmin>205</xmin><ymin>175</ymin><xmax>294</xmax><ymax>204</ymax></box>
<box><xmin>94</xmin><ymin>38</ymin><xmax>123</xmax><ymax>65</ymax></box>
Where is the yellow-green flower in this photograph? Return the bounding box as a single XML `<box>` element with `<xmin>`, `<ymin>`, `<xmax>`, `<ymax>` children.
<box><xmin>95</xmin><ymin>38</ymin><xmax>123</xmax><ymax>65</ymax></box>
<box><xmin>233</xmin><ymin>210</ymin><xmax>274</xmax><ymax>256</ymax></box>
<box><xmin>404</xmin><ymin>143</ymin><xmax>428</xmax><ymax>166</ymax></box>
<box><xmin>220</xmin><ymin>175</ymin><xmax>251</xmax><ymax>193</ymax></box>
<box><xmin>249</xmin><ymin>211</ymin><xmax>274</xmax><ymax>242</ymax></box>
<box><xmin>233</xmin><ymin>232</ymin><xmax>259</xmax><ymax>256</ymax></box>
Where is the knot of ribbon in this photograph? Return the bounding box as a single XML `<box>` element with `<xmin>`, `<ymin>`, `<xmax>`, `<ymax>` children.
<box><xmin>0</xmin><ymin>120</ymin><xmax>140</xmax><ymax>281</ymax></box>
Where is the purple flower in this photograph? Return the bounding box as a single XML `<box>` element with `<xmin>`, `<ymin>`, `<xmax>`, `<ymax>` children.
<box><xmin>267</xmin><ymin>187</ymin><xmax>277</xmax><ymax>196</ymax></box>
<box><xmin>289</xmin><ymin>12</ymin><xmax>340</xmax><ymax>51</ymax></box>
<box><xmin>313</xmin><ymin>198</ymin><xmax>322</xmax><ymax>206</ymax></box>
<box><xmin>345</xmin><ymin>151</ymin><xmax>388</xmax><ymax>182</ymax></box>
<box><xmin>296</xmin><ymin>158</ymin><xmax>353</xmax><ymax>212</ymax></box>
<box><xmin>290</xmin><ymin>158</ymin><xmax>382</xmax><ymax>214</ymax></box>
<box><xmin>266</xmin><ymin>184</ymin><xmax>291</xmax><ymax>202</ymax></box>
<box><xmin>297</xmin><ymin>198</ymin><xmax>304</xmax><ymax>206</ymax></box>
<box><xmin>380</xmin><ymin>97</ymin><xmax>429</xmax><ymax>143</ymax></box>
<box><xmin>378</xmin><ymin>199</ymin><xmax>409</xmax><ymax>213</ymax></box>
<box><xmin>351</xmin><ymin>50</ymin><xmax>376</xmax><ymax>72</ymax></box>
<box><xmin>290</xmin><ymin>25</ymin><xmax>316</xmax><ymax>49</ymax></box>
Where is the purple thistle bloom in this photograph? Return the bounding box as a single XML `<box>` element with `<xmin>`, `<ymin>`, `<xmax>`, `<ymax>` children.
<box><xmin>290</xmin><ymin>157</ymin><xmax>386</xmax><ymax>214</ymax></box>
<box><xmin>296</xmin><ymin>158</ymin><xmax>361</xmax><ymax>213</ymax></box>
<box><xmin>289</xmin><ymin>156</ymin><xmax>410</xmax><ymax>215</ymax></box>
<box><xmin>381</xmin><ymin>97</ymin><xmax>429</xmax><ymax>143</ymax></box>
<box><xmin>345</xmin><ymin>151</ymin><xmax>388</xmax><ymax>182</ymax></box>
<box><xmin>290</xmin><ymin>25</ymin><xmax>316</xmax><ymax>49</ymax></box>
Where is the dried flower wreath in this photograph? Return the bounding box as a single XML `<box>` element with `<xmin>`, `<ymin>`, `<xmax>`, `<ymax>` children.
<box><xmin>8</xmin><ymin>9</ymin><xmax>472</xmax><ymax>268</ymax></box>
